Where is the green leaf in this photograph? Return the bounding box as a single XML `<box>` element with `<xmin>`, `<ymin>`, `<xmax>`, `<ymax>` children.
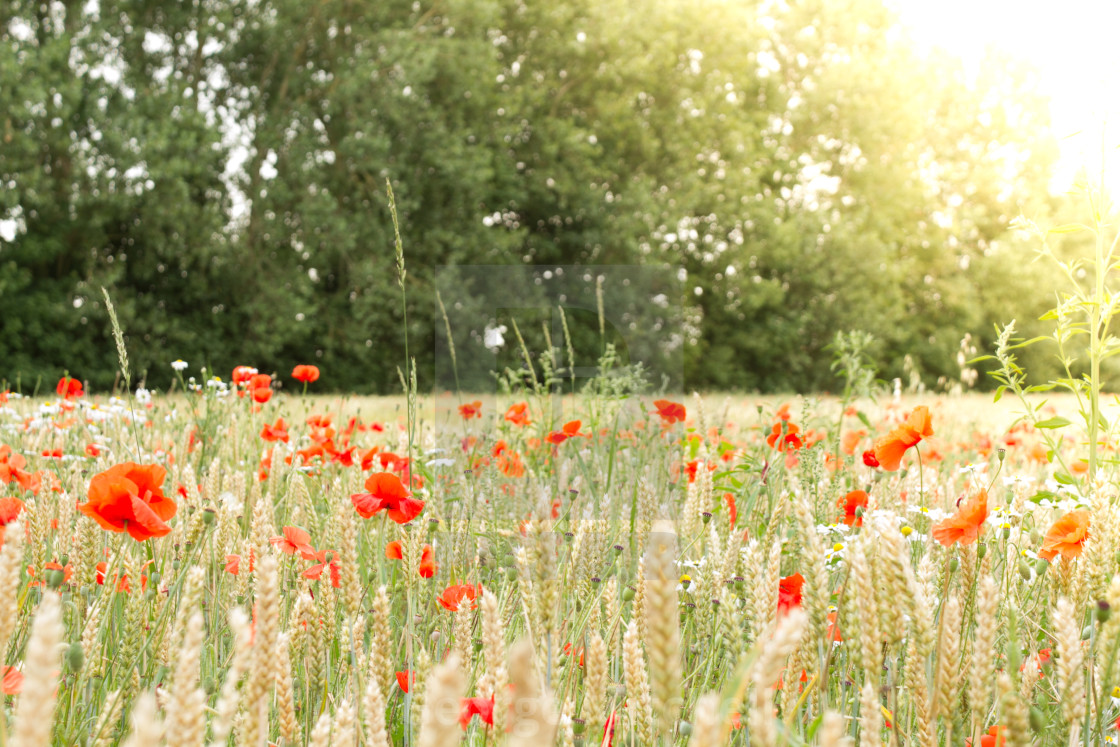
<box><xmin>1053</xmin><ymin>471</ymin><xmax>1076</xmax><ymax>485</ymax></box>
<box><xmin>1028</xmin><ymin>490</ymin><xmax>1059</xmax><ymax>504</ymax></box>
<box><xmin>1034</xmin><ymin>416</ymin><xmax>1071</xmax><ymax>429</ymax></box>
<box><xmin>857</xmin><ymin>411</ymin><xmax>872</xmax><ymax>429</ymax></box>
<box><xmin>993</xmin><ymin>386</ymin><xmax>1005</xmax><ymax>403</ymax></box>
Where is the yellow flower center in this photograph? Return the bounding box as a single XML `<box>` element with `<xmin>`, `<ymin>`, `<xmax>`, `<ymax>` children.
<box><xmin>900</xmin><ymin>526</ymin><xmax>913</xmax><ymax>537</ymax></box>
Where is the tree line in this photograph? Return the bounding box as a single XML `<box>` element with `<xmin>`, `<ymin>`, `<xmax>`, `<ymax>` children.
<box><xmin>0</xmin><ymin>0</ymin><xmax>1069</xmax><ymax>394</ymax></box>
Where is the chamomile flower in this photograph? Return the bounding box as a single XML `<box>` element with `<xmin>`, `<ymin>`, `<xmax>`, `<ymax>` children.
<box><xmin>171</xmin><ymin>359</ymin><xmax>188</xmax><ymax>372</ymax></box>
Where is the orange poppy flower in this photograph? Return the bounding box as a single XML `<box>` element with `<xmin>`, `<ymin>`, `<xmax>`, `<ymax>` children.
<box><xmin>545</xmin><ymin>420</ymin><xmax>586</xmax><ymax>445</ymax></box>
<box><xmin>872</xmin><ymin>406</ymin><xmax>933</xmax><ymax>471</ymax></box>
<box><xmin>459</xmin><ymin>401</ymin><xmax>482</xmax><ymax>420</ymax></box>
<box><xmin>652</xmin><ymin>399</ymin><xmax>686</xmax><ymax>426</ymax></box>
<box><xmin>2</xmin><ymin>666</ymin><xmax>22</xmax><ymax>695</ymax></box>
<box><xmin>78</xmin><ymin>462</ymin><xmax>177</xmax><ymax>542</ymax></box>
<box><xmin>839</xmin><ymin>490</ymin><xmax>869</xmax><ymax>526</ymax></box>
<box><xmin>438</xmin><ymin>583</ymin><xmax>481</xmax><ymax>611</ymax></box>
<box><xmin>1038</xmin><ymin>510</ymin><xmax>1090</xmax><ymax>561</ymax></box>
<box><xmin>396</xmin><ymin>670</ymin><xmax>414</xmax><ymax>693</ymax></box>
<box><xmin>931</xmin><ymin>490</ymin><xmax>988</xmax><ymax>547</ymax></box>
<box><xmin>259</xmin><ymin>418</ymin><xmax>290</xmax><ymax>443</ymax></box>
<box><xmin>965</xmin><ymin>726</ymin><xmax>1007</xmax><ymax>747</ymax></box>
<box><xmin>504</xmin><ymin>402</ymin><xmax>531</xmax><ymax>427</ymax></box>
<box><xmin>841</xmin><ymin>429</ymin><xmax>867</xmax><ymax>456</ymax></box>
<box><xmin>724</xmin><ymin>493</ymin><xmax>738</xmax><ymax>527</ymax></box>
<box><xmin>291</xmin><ymin>365</ymin><xmax>320</xmax><ymax>383</ymax></box>
<box><xmin>351</xmin><ymin>472</ymin><xmax>425</xmax><ymax>524</ymax></box>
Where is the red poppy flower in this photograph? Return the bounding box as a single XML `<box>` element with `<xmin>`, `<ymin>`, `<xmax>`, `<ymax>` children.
<box><xmin>303</xmin><ymin>550</ymin><xmax>341</xmax><ymax>587</ymax></box>
<box><xmin>766</xmin><ymin>422</ymin><xmax>803</xmax><ymax>452</ymax></box>
<box><xmin>385</xmin><ymin>541</ymin><xmax>438</xmax><ymax>578</ymax></box>
<box><xmin>249</xmin><ymin>373</ymin><xmax>272</xmax><ymax>404</ymax></box>
<box><xmin>839</xmin><ymin>490</ymin><xmax>869</xmax><ymax>526</ymax></box>
<box><xmin>56</xmin><ymin>376</ymin><xmax>83</xmax><ymax>400</ymax></box>
<box><xmin>459</xmin><ymin>401</ymin><xmax>482</xmax><ymax>420</ymax></box>
<box><xmin>862</xmin><ymin>450</ymin><xmax>880</xmax><ymax>468</ymax></box>
<box><xmin>504</xmin><ymin>402</ymin><xmax>531</xmax><ymax>427</ymax></box>
<box><xmin>0</xmin><ymin>497</ymin><xmax>24</xmax><ymax>547</ymax></box>
<box><xmin>459</xmin><ymin>695</ymin><xmax>495</xmax><ymax>730</ymax></box>
<box><xmin>931</xmin><ymin>490</ymin><xmax>989</xmax><ymax>547</ymax></box>
<box><xmin>224</xmin><ymin>554</ymin><xmax>242</xmax><ymax>575</ymax></box>
<box><xmin>291</xmin><ymin>365</ymin><xmax>320</xmax><ymax>383</ymax></box>
<box><xmin>777</xmin><ymin>573</ymin><xmax>804</xmax><ymax>615</ymax></box>
<box><xmin>873</xmin><ymin>406</ymin><xmax>933</xmax><ymax>471</ymax></box>
<box><xmin>724</xmin><ymin>493</ymin><xmax>738</xmax><ymax>527</ymax></box>
<box><xmin>78</xmin><ymin>462</ymin><xmax>177</xmax><ymax>542</ymax></box>
<box><xmin>95</xmin><ymin>561</ymin><xmax>148</xmax><ymax>593</ymax></box>
<box><xmin>259</xmin><ymin>418</ymin><xmax>290</xmax><ymax>443</ymax></box>
<box><xmin>352</xmin><ymin>473</ymin><xmax>425</xmax><ymax>524</ymax></box>
<box><xmin>85</xmin><ymin>443</ymin><xmax>102</xmax><ymax>457</ymax></box>
<box><xmin>269</xmin><ymin>526</ymin><xmax>318</xmax><ymax>560</ymax></box>
<box><xmin>438</xmin><ymin>583</ymin><xmax>481</xmax><ymax>611</ymax></box>
<box><xmin>1039</xmin><ymin>510</ymin><xmax>1090</xmax><ymax>562</ymax></box>
<box><xmin>652</xmin><ymin>399</ymin><xmax>686</xmax><ymax>426</ymax></box>
<box><xmin>396</xmin><ymin>670</ymin><xmax>414</xmax><ymax>693</ymax></box>
<box><xmin>232</xmin><ymin>366</ymin><xmax>257</xmax><ymax>385</ymax></box>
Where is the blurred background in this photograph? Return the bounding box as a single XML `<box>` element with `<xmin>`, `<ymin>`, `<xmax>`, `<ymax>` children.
<box><xmin>0</xmin><ymin>0</ymin><xmax>1114</xmax><ymax>394</ymax></box>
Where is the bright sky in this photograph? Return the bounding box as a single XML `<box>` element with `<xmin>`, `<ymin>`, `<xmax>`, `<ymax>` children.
<box><xmin>891</xmin><ymin>0</ymin><xmax>1120</xmax><ymax>199</ymax></box>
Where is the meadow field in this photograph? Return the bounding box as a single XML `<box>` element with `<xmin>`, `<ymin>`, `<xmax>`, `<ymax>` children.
<box><xmin>0</xmin><ymin>368</ymin><xmax>1116</xmax><ymax>747</ymax></box>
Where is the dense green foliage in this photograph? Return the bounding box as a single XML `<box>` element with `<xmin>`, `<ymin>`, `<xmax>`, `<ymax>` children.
<box><xmin>0</xmin><ymin>0</ymin><xmax>1066</xmax><ymax>393</ymax></box>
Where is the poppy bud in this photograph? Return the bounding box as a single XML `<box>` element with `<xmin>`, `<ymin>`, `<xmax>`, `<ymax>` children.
<box><xmin>59</xmin><ymin>554</ymin><xmax>69</xmax><ymax>566</ymax></box>
<box><xmin>1018</xmin><ymin>559</ymin><xmax>1033</xmax><ymax>582</ymax></box>
<box><xmin>949</xmin><ymin>557</ymin><xmax>959</xmax><ymax>573</ymax></box>
<box><xmin>997</xmin><ymin>448</ymin><xmax>1006</xmax><ymax>462</ymax></box>
<box><xmin>473</xmin><ymin>639</ymin><xmax>483</xmax><ymax>651</ymax></box>
<box><xmin>622</xmin><ymin>586</ymin><xmax>636</xmax><ymax>602</ymax></box>
<box><xmin>430</xmin><ymin>630</ymin><xmax>441</xmax><ymax>644</ymax></box>
<box><xmin>613</xmin><ymin>544</ymin><xmax>624</xmax><ymax>555</ymax></box>
<box><xmin>1029</xmin><ymin>706</ymin><xmax>1045</xmax><ymax>733</ymax></box>
<box><xmin>148</xmin><ymin>572</ymin><xmax>160</xmax><ymax>588</ymax></box>
<box><xmin>1034</xmin><ymin>558</ymin><xmax>1049</xmax><ymax>576</ymax></box>
<box><xmin>1081</xmin><ymin>625</ymin><xmax>1093</xmax><ymax>640</ymax></box>
<box><xmin>1002</xmin><ymin>525</ymin><xmax>1011</xmax><ymax>540</ymax></box>
<box><xmin>505</xmin><ymin>568</ymin><xmax>518</xmax><ymax>582</ymax></box>
<box><xmin>1098</xmin><ymin>600</ymin><xmax>1111</xmax><ymax>624</ymax></box>
<box><xmin>66</xmin><ymin>642</ymin><xmax>84</xmax><ymax>672</ymax></box>
<box><xmin>572</xmin><ymin>719</ymin><xmax>586</xmax><ymax>736</ymax></box>
<box><xmin>47</xmin><ymin>569</ymin><xmax>65</xmax><ymax>589</ymax></box>
<box><xmin>202</xmin><ymin>508</ymin><xmax>217</xmax><ymax>524</ymax></box>
<box><xmin>590</xmin><ymin>576</ymin><xmax>601</xmax><ymax>585</ymax></box>
<box><xmin>203</xmin><ymin>677</ymin><xmax>217</xmax><ymax>695</ymax></box>
<box><xmin>678</xmin><ymin>721</ymin><xmax>693</xmax><ymax>738</ymax></box>
<box><xmin>976</xmin><ymin>543</ymin><xmax>987</xmax><ymax>560</ymax></box>
<box><xmin>702</xmin><ymin>512</ymin><xmax>712</xmax><ymax>524</ymax></box>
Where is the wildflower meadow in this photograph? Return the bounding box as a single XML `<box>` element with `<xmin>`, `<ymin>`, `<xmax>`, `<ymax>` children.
<box><xmin>4</xmin><ymin>1</ymin><xmax>1120</xmax><ymax>743</ymax></box>
<box><xmin>6</xmin><ymin>229</ymin><xmax>1120</xmax><ymax>747</ymax></box>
